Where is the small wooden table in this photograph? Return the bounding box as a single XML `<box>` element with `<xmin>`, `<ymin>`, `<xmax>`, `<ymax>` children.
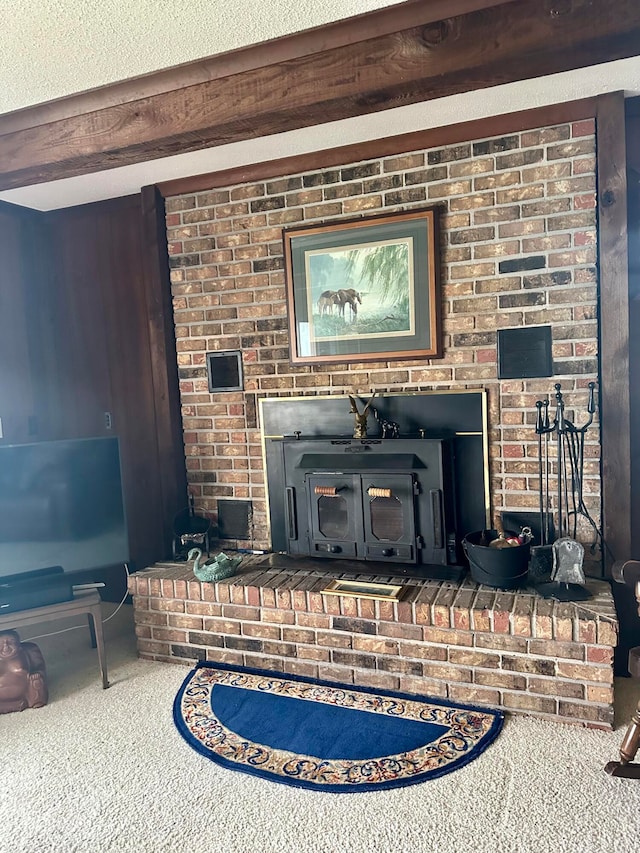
<box><xmin>0</xmin><ymin>590</ymin><xmax>108</xmax><ymax>689</ymax></box>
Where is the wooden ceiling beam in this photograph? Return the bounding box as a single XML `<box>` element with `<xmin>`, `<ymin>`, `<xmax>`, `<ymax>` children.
<box><xmin>0</xmin><ymin>0</ymin><xmax>514</xmax><ymax>134</ymax></box>
<box><xmin>0</xmin><ymin>0</ymin><xmax>639</xmax><ymax>191</ymax></box>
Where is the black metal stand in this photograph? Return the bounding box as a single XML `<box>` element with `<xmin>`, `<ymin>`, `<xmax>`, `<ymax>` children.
<box><xmin>535</xmin><ymin>382</ymin><xmax>598</xmax><ymax>544</ymax></box>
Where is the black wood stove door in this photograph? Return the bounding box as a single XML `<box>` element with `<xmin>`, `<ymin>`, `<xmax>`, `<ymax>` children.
<box><xmin>305</xmin><ymin>473</ymin><xmax>417</xmax><ymax>563</ymax></box>
<box><xmin>361</xmin><ymin>474</ymin><xmax>417</xmax><ymax>562</ymax></box>
<box><xmin>306</xmin><ymin>474</ymin><xmax>360</xmax><ymax>558</ymax></box>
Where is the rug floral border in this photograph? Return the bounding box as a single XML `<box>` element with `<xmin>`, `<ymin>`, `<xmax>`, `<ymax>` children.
<box><xmin>173</xmin><ymin>661</ymin><xmax>504</xmax><ymax>793</ymax></box>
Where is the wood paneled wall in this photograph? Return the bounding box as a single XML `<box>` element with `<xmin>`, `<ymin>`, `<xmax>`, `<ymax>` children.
<box><xmin>0</xmin><ymin>204</ymin><xmax>37</xmax><ymax>444</ymax></box>
<box><xmin>0</xmin><ymin>196</ymin><xmax>186</xmax><ymax>577</ymax></box>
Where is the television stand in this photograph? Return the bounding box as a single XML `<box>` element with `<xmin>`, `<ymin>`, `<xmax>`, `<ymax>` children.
<box><xmin>0</xmin><ymin>590</ymin><xmax>108</xmax><ymax>689</ymax></box>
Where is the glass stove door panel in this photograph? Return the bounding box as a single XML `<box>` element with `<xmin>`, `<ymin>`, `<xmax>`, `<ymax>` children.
<box><xmin>306</xmin><ymin>475</ymin><xmax>360</xmax><ymax>558</ymax></box>
<box><xmin>362</xmin><ymin>474</ymin><xmax>417</xmax><ymax>563</ymax></box>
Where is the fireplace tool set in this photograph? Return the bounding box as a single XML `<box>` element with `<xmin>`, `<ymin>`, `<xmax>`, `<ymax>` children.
<box><xmin>535</xmin><ymin>381</ymin><xmax>597</xmax><ymax>542</ymax></box>
<box><xmin>532</xmin><ymin>382</ymin><xmax>598</xmax><ymax>599</ymax></box>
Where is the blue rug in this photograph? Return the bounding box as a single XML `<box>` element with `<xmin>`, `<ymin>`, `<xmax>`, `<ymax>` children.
<box><xmin>173</xmin><ymin>662</ymin><xmax>504</xmax><ymax>793</ymax></box>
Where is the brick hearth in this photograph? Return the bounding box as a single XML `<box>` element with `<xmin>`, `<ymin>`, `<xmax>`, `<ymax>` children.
<box><xmin>128</xmin><ymin>556</ymin><xmax>618</xmax><ymax>729</ymax></box>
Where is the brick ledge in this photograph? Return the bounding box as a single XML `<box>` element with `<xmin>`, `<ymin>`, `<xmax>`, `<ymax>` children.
<box><xmin>129</xmin><ymin>557</ymin><xmax>618</xmax><ymax>729</ymax></box>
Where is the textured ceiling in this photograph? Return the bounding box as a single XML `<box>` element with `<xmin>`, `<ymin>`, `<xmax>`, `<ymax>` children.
<box><xmin>0</xmin><ymin>0</ymin><xmax>403</xmax><ymax>115</ymax></box>
<box><xmin>1</xmin><ymin>0</ymin><xmax>640</xmax><ymax>210</ymax></box>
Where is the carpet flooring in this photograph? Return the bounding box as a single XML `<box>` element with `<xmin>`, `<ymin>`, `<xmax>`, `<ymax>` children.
<box><xmin>1</xmin><ymin>602</ymin><xmax>639</xmax><ymax>853</ymax></box>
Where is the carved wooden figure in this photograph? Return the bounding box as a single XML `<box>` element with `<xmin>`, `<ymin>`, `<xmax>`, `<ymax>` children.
<box><xmin>0</xmin><ymin>629</ymin><xmax>48</xmax><ymax>714</ymax></box>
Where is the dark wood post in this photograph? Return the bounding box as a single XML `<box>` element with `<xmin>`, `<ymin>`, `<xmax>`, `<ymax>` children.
<box><xmin>597</xmin><ymin>91</ymin><xmax>631</xmax><ymax>571</ymax></box>
<box><xmin>140</xmin><ymin>184</ymin><xmax>188</xmax><ymax>558</ymax></box>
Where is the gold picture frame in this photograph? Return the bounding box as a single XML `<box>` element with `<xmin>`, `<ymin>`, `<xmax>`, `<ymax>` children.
<box><xmin>320</xmin><ymin>579</ymin><xmax>404</xmax><ymax>601</ymax></box>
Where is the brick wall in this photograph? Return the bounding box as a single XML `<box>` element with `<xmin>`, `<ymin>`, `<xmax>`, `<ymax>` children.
<box><xmin>166</xmin><ymin>119</ymin><xmax>599</xmax><ymax>550</ymax></box>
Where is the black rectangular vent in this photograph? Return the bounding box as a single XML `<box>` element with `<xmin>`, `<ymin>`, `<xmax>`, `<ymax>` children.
<box><xmin>497</xmin><ymin>325</ymin><xmax>553</xmax><ymax>379</ymax></box>
<box><xmin>207</xmin><ymin>351</ymin><xmax>243</xmax><ymax>393</ymax></box>
<box><xmin>217</xmin><ymin>499</ymin><xmax>252</xmax><ymax>540</ymax></box>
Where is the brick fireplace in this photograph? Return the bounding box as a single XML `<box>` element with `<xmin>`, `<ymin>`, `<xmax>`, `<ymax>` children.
<box><xmin>129</xmin><ymin>113</ymin><xmax>618</xmax><ymax>728</ymax></box>
<box><xmin>166</xmin><ymin>117</ymin><xmax>601</xmax><ymax>558</ymax></box>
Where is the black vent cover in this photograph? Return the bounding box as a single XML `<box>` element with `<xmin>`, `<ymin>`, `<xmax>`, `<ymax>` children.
<box><xmin>207</xmin><ymin>351</ymin><xmax>244</xmax><ymax>392</ymax></box>
<box><xmin>497</xmin><ymin>326</ymin><xmax>552</xmax><ymax>380</ymax></box>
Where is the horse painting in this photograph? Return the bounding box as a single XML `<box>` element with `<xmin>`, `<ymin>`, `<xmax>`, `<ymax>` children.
<box><xmin>317</xmin><ymin>290</ymin><xmax>341</xmax><ymax>316</ymax></box>
<box><xmin>317</xmin><ymin>288</ymin><xmax>362</xmax><ymax>321</ymax></box>
<box><xmin>337</xmin><ymin>288</ymin><xmax>362</xmax><ymax>320</ymax></box>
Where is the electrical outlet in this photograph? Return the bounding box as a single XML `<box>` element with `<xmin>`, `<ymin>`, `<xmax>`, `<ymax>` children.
<box><xmin>104</xmin><ymin>412</ymin><xmax>113</xmax><ymax>430</ymax></box>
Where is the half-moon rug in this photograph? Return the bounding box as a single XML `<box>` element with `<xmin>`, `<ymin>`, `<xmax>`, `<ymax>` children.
<box><xmin>173</xmin><ymin>662</ymin><xmax>504</xmax><ymax>793</ymax></box>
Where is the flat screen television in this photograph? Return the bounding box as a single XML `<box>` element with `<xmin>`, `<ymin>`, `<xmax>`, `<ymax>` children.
<box><xmin>0</xmin><ymin>436</ymin><xmax>129</xmax><ymax>580</ymax></box>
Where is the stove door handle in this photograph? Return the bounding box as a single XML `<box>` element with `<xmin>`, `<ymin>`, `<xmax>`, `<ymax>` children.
<box><xmin>367</xmin><ymin>487</ymin><xmax>392</xmax><ymax>498</ymax></box>
<box><xmin>314</xmin><ymin>485</ymin><xmax>341</xmax><ymax>496</ymax></box>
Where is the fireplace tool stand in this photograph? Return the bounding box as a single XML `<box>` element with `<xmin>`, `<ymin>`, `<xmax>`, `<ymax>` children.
<box><xmin>533</xmin><ymin>383</ymin><xmax>597</xmax><ymax>600</ymax></box>
<box><xmin>535</xmin><ymin>382</ymin><xmax>598</xmax><ymax>543</ymax></box>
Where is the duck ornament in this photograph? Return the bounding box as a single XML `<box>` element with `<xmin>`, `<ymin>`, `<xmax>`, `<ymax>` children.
<box><xmin>188</xmin><ymin>548</ymin><xmax>242</xmax><ymax>582</ymax></box>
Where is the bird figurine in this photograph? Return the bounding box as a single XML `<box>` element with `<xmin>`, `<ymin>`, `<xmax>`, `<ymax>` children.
<box><xmin>188</xmin><ymin>548</ymin><xmax>242</xmax><ymax>582</ymax></box>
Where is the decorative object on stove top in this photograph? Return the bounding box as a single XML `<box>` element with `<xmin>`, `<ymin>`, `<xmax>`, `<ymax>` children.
<box><xmin>348</xmin><ymin>390</ymin><xmax>377</xmax><ymax>438</ymax></box>
<box><xmin>172</xmin><ymin>495</ymin><xmax>211</xmax><ymax>560</ymax></box>
<box><xmin>381</xmin><ymin>420</ymin><xmax>400</xmax><ymax>438</ymax></box>
<box><xmin>536</xmin><ymin>537</ymin><xmax>592</xmax><ymax>601</ymax></box>
<box><xmin>463</xmin><ymin>528</ymin><xmax>530</xmax><ymax>590</ymax></box>
<box><xmin>188</xmin><ymin>548</ymin><xmax>242</xmax><ymax>582</ymax></box>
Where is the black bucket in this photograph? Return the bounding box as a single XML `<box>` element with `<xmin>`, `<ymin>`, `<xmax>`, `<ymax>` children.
<box><xmin>463</xmin><ymin>529</ymin><xmax>530</xmax><ymax>590</ymax></box>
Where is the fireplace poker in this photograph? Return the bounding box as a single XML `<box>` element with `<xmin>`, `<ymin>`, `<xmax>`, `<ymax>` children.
<box><xmin>536</xmin><ymin>401</ymin><xmax>545</xmax><ymax>544</ymax></box>
<box><xmin>562</xmin><ymin>382</ymin><xmax>597</xmax><ymax>542</ymax></box>
<box><xmin>535</xmin><ymin>398</ymin><xmax>552</xmax><ymax>546</ymax></box>
<box><xmin>544</xmin><ymin>401</ymin><xmax>550</xmax><ymax>543</ymax></box>
<box><xmin>554</xmin><ymin>384</ymin><xmax>567</xmax><ymax>538</ymax></box>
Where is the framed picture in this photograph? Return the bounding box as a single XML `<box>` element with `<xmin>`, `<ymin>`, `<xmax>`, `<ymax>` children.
<box><xmin>283</xmin><ymin>207</ymin><xmax>441</xmax><ymax>365</ymax></box>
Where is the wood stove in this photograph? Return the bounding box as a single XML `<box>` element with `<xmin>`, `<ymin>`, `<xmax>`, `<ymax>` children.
<box><xmin>282</xmin><ymin>437</ymin><xmax>457</xmax><ymax>567</ymax></box>
<box><xmin>261</xmin><ymin>390</ymin><xmax>489</xmax><ymax>580</ymax></box>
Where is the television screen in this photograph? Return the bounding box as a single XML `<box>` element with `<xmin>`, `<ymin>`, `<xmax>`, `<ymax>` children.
<box><xmin>0</xmin><ymin>437</ymin><xmax>129</xmax><ymax>579</ymax></box>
